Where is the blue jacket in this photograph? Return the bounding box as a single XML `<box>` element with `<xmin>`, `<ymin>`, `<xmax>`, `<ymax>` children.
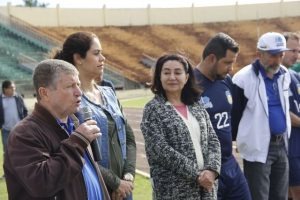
<box><xmin>232</xmin><ymin>59</ymin><xmax>291</xmax><ymax>163</ymax></box>
<box><xmin>78</xmin><ymin>86</ymin><xmax>136</xmax><ymax>194</ymax></box>
<box><xmin>0</xmin><ymin>94</ymin><xmax>28</xmax><ymax>129</ymax></box>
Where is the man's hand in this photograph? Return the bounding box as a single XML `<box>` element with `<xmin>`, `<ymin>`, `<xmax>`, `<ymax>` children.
<box><xmin>197</xmin><ymin>170</ymin><xmax>217</xmax><ymax>192</ymax></box>
<box><xmin>114</xmin><ymin>180</ymin><xmax>134</xmax><ymax>199</ymax></box>
<box><xmin>75</xmin><ymin>120</ymin><xmax>101</xmax><ymax>143</ymax></box>
<box><xmin>111</xmin><ymin>191</ymin><xmax>122</xmax><ymax>200</ymax></box>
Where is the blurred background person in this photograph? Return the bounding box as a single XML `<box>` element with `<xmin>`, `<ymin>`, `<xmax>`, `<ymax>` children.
<box><xmin>290</xmin><ymin>32</ymin><xmax>300</xmax><ymax>73</ymax></box>
<box><xmin>282</xmin><ymin>32</ymin><xmax>300</xmax><ymax>69</ymax></box>
<box><xmin>53</xmin><ymin>31</ymin><xmax>136</xmax><ymax>200</ymax></box>
<box><xmin>0</xmin><ymin>79</ymin><xmax>28</xmax><ymax>179</ymax></box>
<box><xmin>4</xmin><ymin>59</ymin><xmax>109</xmax><ymax>200</ymax></box>
<box><xmin>194</xmin><ymin>33</ymin><xmax>251</xmax><ymax>200</ymax></box>
<box><xmin>232</xmin><ymin>32</ymin><xmax>291</xmax><ymax>200</ymax></box>
<box><xmin>140</xmin><ymin>53</ymin><xmax>221</xmax><ymax>199</ymax></box>
<box><xmin>281</xmin><ymin>32</ymin><xmax>300</xmax><ymax>200</ymax></box>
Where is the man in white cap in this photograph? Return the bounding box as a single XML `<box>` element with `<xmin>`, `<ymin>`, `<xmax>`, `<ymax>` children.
<box><xmin>231</xmin><ymin>32</ymin><xmax>291</xmax><ymax>200</ymax></box>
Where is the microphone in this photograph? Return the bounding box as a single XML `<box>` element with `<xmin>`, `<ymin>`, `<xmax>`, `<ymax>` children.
<box><xmin>80</xmin><ymin>107</ymin><xmax>102</xmax><ymax>162</ymax></box>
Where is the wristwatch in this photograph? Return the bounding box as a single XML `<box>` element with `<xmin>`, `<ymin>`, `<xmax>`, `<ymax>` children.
<box><xmin>124</xmin><ymin>173</ymin><xmax>134</xmax><ymax>182</ymax></box>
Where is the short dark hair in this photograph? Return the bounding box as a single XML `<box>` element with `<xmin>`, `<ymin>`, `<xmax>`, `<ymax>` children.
<box><xmin>151</xmin><ymin>54</ymin><xmax>201</xmax><ymax>105</ymax></box>
<box><xmin>53</xmin><ymin>32</ymin><xmax>97</xmax><ymax>65</ymax></box>
<box><xmin>2</xmin><ymin>80</ymin><xmax>13</xmax><ymax>93</ymax></box>
<box><xmin>202</xmin><ymin>32</ymin><xmax>239</xmax><ymax>60</ymax></box>
<box><xmin>33</xmin><ymin>59</ymin><xmax>78</xmax><ymax>100</ymax></box>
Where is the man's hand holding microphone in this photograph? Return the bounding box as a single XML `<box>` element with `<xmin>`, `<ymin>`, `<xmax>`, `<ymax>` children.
<box><xmin>75</xmin><ymin>107</ymin><xmax>102</xmax><ymax>161</ymax></box>
<box><xmin>74</xmin><ymin>119</ymin><xmax>101</xmax><ymax>143</ymax></box>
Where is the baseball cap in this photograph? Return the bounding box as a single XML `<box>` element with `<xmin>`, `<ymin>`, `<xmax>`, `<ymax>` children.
<box><xmin>257</xmin><ymin>32</ymin><xmax>289</xmax><ymax>55</ymax></box>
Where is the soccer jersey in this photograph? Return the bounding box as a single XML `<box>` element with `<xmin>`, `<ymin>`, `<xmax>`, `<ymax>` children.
<box><xmin>194</xmin><ymin>69</ymin><xmax>233</xmax><ymax>163</ymax></box>
<box><xmin>288</xmin><ymin>69</ymin><xmax>300</xmax><ymax>157</ymax></box>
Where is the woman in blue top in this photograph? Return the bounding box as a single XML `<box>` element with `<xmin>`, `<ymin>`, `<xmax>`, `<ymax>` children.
<box><xmin>53</xmin><ymin>31</ymin><xmax>136</xmax><ymax>200</ymax></box>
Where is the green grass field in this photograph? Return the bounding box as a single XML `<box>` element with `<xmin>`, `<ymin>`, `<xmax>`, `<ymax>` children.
<box><xmin>0</xmin><ymin>95</ymin><xmax>152</xmax><ymax>199</ymax></box>
<box><xmin>0</xmin><ymin>136</ymin><xmax>8</xmax><ymax>200</ymax></box>
<box><xmin>133</xmin><ymin>175</ymin><xmax>152</xmax><ymax>200</ymax></box>
<box><xmin>120</xmin><ymin>96</ymin><xmax>153</xmax><ymax>108</ymax></box>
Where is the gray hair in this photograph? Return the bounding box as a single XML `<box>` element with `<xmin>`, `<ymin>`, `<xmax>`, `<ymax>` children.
<box><xmin>33</xmin><ymin>59</ymin><xmax>78</xmax><ymax>100</ymax></box>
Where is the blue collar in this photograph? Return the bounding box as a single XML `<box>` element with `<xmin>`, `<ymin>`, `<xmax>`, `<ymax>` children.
<box><xmin>56</xmin><ymin>117</ymin><xmax>75</xmax><ymax>135</ymax></box>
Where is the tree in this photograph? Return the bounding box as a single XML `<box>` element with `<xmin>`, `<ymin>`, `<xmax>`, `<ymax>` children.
<box><xmin>23</xmin><ymin>0</ymin><xmax>49</xmax><ymax>7</ymax></box>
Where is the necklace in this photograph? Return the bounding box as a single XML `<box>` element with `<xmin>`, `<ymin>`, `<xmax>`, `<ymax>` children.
<box><xmin>83</xmin><ymin>87</ymin><xmax>103</xmax><ymax>105</ymax></box>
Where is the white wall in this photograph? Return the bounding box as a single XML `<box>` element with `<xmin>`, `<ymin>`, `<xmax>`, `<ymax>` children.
<box><xmin>0</xmin><ymin>1</ymin><xmax>299</xmax><ymax>27</ymax></box>
<box><xmin>59</xmin><ymin>8</ymin><xmax>104</xmax><ymax>26</ymax></box>
<box><xmin>194</xmin><ymin>5</ymin><xmax>236</xmax><ymax>23</ymax></box>
<box><xmin>104</xmin><ymin>7</ymin><xmax>149</xmax><ymax>26</ymax></box>
<box><xmin>150</xmin><ymin>7</ymin><xmax>192</xmax><ymax>25</ymax></box>
<box><xmin>0</xmin><ymin>6</ymin><xmax>8</xmax><ymax>16</ymax></box>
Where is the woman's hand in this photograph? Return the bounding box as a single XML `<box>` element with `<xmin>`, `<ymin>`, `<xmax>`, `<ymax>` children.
<box><xmin>197</xmin><ymin>170</ymin><xmax>217</xmax><ymax>192</ymax></box>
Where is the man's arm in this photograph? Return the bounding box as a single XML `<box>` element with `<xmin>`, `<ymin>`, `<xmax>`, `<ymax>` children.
<box><xmin>16</xmin><ymin>95</ymin><xmax>28</xmax><ymax>118</ymax></box>
<box><xmin>289</xmin><ymin>70</ymin><xmax>300</xmax><ymax>128</ymax></box>
<box><xmin>231</xmin><ymin>83</ymin><xmax>248</xmax><ymax>141</ymax></box>
<box><xmin>5</xmin><ymin>120</ymin><xmax>100</xmax><ymax>197</ymax></box>
<box><xmin>290</xmin><ymin>111</ymin><xmax>300</xmax><ymax>127</ymax></box>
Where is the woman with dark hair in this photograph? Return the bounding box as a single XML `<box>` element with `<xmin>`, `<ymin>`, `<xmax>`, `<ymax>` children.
<box><xmin>53</xmin><ymin>31</ymin><xmax>136</xmax><ymax>200</ymax></box>
<box><xmin>140</xmin><ymin>54</ymin><xmax>221</xmax><ymax>200</ymax></box>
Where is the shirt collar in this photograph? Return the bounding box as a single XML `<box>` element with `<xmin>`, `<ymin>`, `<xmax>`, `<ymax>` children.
<box><xmin>2</xmin><ymin>94</ymin><xmax>15</xmax><ymax>98</ymax></box>
<box><xmin>56</xmin><ymin>117</ymin><xmax>75</xmax><ymax>135</ymax></box>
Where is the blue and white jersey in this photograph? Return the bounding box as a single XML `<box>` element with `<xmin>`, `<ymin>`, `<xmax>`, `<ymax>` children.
<box><xmin>194</xmin><ymin>69</ymin><xmax>233</xmax><ymax>163</ymax></box>
<box><xmin>288</xmin><ymin>69</ymin><xmax>300</xmax><ymax>157</ymax></box>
